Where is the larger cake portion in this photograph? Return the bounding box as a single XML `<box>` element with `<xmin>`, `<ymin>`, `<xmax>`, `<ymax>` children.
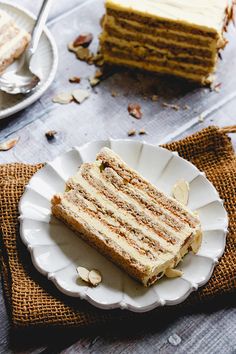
<box><xmin>99</xmin><ymin>0</ymin><xmax>233</xmax><ymax>84</ymax></box>
<box><xmin>51</xmin><ymin>148</ymin><xmax>202</xmax><ymax>287</ymax></box>
<box><xmin>0</xmin><ymin>10</ymin><xmax>30</xmax><ymax>74</ymax></box>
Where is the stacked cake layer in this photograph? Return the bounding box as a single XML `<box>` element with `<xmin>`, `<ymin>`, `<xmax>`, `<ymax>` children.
<box><xmin>100</xmin><ymin>0</ymin><xmax>232</xmax><ymax>84</ymax></box>
<box><xmin>52</xmin><ymin>148</ymin><xmax>202</xmax><ymax>286</ymax></box>
<box><xmin>0</xmin><ymin>10</ymin><xmax>30</xmax><ymax>74</ymax></box>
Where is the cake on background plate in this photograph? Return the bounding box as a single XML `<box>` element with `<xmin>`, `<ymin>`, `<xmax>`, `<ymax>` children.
<box><xmin>51</xmin><ymin>148</ymin><xmax>202</xmax><ymax>287</ymax></box>
<box><xmin>0</xmin><ymin>9</ymin><xmax>30</xmax><ymax>74</ymax></box>
<box><xmin>100</xmin><ymin>0</ymin><xmax>234</xmax><ymax>85</ymax></box>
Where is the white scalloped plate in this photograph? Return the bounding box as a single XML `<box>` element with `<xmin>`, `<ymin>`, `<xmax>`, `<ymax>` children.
<box><xmin>19</xmin><ymin>140</ymin><xmax>228</xmax><ymax>312</ymax></box>
<box><xmin>0</xmin><ymin>2</ymin><xmax>58</xmax><ymax>119</ymax></box>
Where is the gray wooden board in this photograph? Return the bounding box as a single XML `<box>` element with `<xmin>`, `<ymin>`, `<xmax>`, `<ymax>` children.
<box><xmin>0</xmin><ymin>0</ymin><xmax>236</xmax><ymax>353</ymax></box>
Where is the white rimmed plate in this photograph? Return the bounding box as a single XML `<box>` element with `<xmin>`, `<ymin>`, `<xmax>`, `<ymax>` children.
<box><xmin>0</xmin><ymin>2</ymin><xmax>58</xmax><ymax>119</ymax></box>
<box><xmin>19</xmin><ymin>140</ymin><xmax>228</xmax><ymax>312</ymax></box>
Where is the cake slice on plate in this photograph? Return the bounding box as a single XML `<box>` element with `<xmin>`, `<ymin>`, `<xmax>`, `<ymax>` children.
<box><xmin>99</xmin><ymin>0</ymin><xmax>233</xmax><ymax>84</ymax></box>
<box><xmin>51</xmin><ymin>148</ymin><xmax>202</xmax><ymax>287</ymax></box>
<box><xmin>0</xmin><ymin>9</ymin><xmax>31</xmax><ymax>74</ymax></box>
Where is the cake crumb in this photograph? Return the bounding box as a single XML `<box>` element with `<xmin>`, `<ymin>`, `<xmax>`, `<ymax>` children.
<box><xmin>151</xmin><ymin>95</ymin><xmax>159</xmax><ymax>102</ymax></box>
<box><xmin>212</xmin><ymin>82</ymin><xmax>222</xmax><ymax>92</ymax></box>
<box><xmin>162</xmin><ymin>102</ymin><xmax>180</xmax><ymax>111</ymax></box>
<box><xmin>198</xmin><ymin>114</ymin><xmax>204</xmax><ymax>122</ymax></box>
<box><xmin>111</xmin><ymin>90</ymin><xmax>118</xmax><ymax>97</ymax></box>
<box><xmin>139</xmin><ymin>128</ymin><xmax>147</xmax><ymax>135</ymax></box>
<box><xmin>94</xmin><ymin>69</ymin><xmax>103</xmax><ymax>78</ymax></box>
<box><xmin>183</xmin><ymin>104</ymin><xmax>190</xmax><ymax>110</ymax></box>
<box><xmin>128</xmin><ymin>129</ymin><xmax>136</xmax><ymax>136</ymax></box>
<box><xmin>45</xmin><ymin>130</ymin><xmax>57</xmax><ymax>141</ymax></box>
<box><xmin>69</xmin><ymin>76</ymin><xmax>81</xmax><ymax>83</ymax></box>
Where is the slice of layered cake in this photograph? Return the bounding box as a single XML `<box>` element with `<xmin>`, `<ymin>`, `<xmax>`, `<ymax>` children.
<box><xmin>0</xmin><ymin>10</ymin><xmax>31</xmax><ymax>74</ymax></box>
<box><xmin>52</xmin><ymin>148</ymin><xmax>202</xmax><ymax>286</ymax></box>
<box><xmin>99</xmin><ymin>0</ymin><xmax>233</xmax><ymax>84</ymax></box>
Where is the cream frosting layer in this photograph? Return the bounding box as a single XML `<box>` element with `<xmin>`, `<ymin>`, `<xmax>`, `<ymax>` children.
<box><xmin>106</xmin><ymin>0</ymin><xmax>229</xmax><ymax>33</ymax></box>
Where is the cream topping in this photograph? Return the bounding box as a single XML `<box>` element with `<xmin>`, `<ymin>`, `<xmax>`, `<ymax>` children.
<box><xmin>106</xmin><ymin>0</ymin><xmax>229</xmax><ymax>33</ymax></box>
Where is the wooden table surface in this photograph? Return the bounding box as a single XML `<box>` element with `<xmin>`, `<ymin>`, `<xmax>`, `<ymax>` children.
<box><xmin>0</xmin><ymin>1</ymin><xmax>236</xmax><ymax>353</ymax></box>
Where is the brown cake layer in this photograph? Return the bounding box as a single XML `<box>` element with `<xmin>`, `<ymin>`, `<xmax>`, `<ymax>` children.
<box><xmin>101</xmin><ymin>40</ymin><xmax>216</xmax><ymax>69</ymax></box>
<box><xmin>106</xmin><ymin>8</ymin><xmax>219</xmax><ymax>38</ymax></box>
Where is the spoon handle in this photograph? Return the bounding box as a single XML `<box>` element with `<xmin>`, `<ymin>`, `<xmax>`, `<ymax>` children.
<box><xmin>27</xmin><ymin>0</ymin><xmax>53</xmax><ymax>60</ymax></box>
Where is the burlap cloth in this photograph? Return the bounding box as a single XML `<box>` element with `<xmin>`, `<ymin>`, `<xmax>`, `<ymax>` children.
<box><xmin>0</xmin><ymin>125</ymin><xmax>235</xmax><ymax>328</ymax></box>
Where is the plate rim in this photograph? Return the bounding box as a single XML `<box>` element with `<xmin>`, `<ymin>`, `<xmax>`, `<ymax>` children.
<box><xmin>0</xmin><ymin>1</ymin><xmax>58</xmax><ymax>119</ymax></box>
<box><xmin>18</xmin><ymin>139</ymin><xmax>228</xmax><ymax>312</ymax></box>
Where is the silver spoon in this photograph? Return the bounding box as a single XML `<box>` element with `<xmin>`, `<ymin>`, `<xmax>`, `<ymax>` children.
<box><xmin>0</xmin><ymin>0</ymin><xmax>53</xmax><ymax>95</ymax></box>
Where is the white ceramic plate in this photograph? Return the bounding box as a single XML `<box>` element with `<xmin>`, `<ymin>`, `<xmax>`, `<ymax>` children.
<box><xmin>19</xmin><ymin>140</ymin><xmax>228</xmax><ymax>312</ymax></box>
<box><xmin>0</xmin><ymin>2</ymin><xmax>58</xmax><ymax>119</ymax></box>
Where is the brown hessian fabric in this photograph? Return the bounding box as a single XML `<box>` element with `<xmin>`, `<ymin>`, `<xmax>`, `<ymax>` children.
<box><xmin>0</xmin><ymin>126</ymin><xmax>235</xmax><ymax>328</ymax></box>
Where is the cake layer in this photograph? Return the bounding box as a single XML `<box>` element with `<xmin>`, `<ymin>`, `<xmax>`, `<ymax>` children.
<box><xmin>51</xmin><ymin>148</ymin><xmax>202</xmax><ymax>286</ymax></box>
<box><xmin>102</xmin><ymin>26</ymin><xmax>216</xmax><ymax>59</ymax></box>
<box><xmin>102</xmin><ymin>53</ymin><xmax>210</xmax><ymax>84</ymax></box>
<box><xmin>106</xmin><ymin>0</ymin><xmax>229</xmax><ymax>34</ymax></box>
<box><xmin>107</xmin><ymin>16</ymin><xmax>214</xmax><ymax>48</ymax></box>
<box><xmin>101</xmin><ymin>45</ymin><xmax>212</xmax><ymax>78</ymax></box>
<box><xmin>101</xmin><ymin>37</ymin><xmax>217</xmax><ymax>69</ymax></box>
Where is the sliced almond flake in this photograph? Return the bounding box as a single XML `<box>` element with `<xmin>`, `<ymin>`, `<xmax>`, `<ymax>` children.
<box><xmin>0</xmin><ymin>137</ymin><xmax>19</xmax><ymax>151</ymax></box>
<box><xmin>88</xmin><ymin>269</ymin><xmax>102</xmax><ymax>286</ymax></box>
<box><xmin>89</xmin><ymin>77</ymin><xmax>100</xmax><ymax>87</ymax></box>
<box><xmin>191</xmin><ymin>231</ymin><xmax>202</xmax><ymax>254</ymax></box>
<box><xmin>172</xmin><ymin>180</ymin><xmax>189</xmax><ymax>205</ymax></box>
<box><xmin>72</xmin><ymin>89</ymin><xmax>90</xmax><ymax>104</ymax></box>
<box><xmin>76</xmin><ymin>47</ymin><xmax>91</xmax><ymax>61</ymax></box>
<box><xmin>69</xmin><ymin>76</ymin><xmax>81</xmax><ymax>83</ymax></box>
<box><xmin>165</xmin><ymin>268</ymin><xmax>183</xmax><ymax>278</ymax></box>
<box><xmin>77</xmin><ymin>266</ymin><xmax>90</xmax><ymax>283</ymax></box>
<box><xmin>52</xmin><ymin>92</ymin><xmax>73</xmax><ymax>104</ymax></box>
<box><xmin>127</xmin><ymin>129</ymin><xmax>136</xmax><ymax>136</ymax></box>
<box><xmin>139</xmin><ymin>128</ymin><xmax>147</xmax><ymax>135</ymax></box>
<box><xmin>73</xmin><ymin>33</ymin><xmax>93</xmax><ymax>48</ymax></box>
<box><xmin>67</xmin><ymin>42</ymin><xmax>77</xmax><ymax>53</ymax></box>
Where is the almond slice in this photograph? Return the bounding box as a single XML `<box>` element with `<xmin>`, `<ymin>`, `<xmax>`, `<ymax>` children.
<box><xmin>0</xmin><ymin>137</ymin><xmax>19</xmax><ymax>151</ymax></box>
<box><xmin>128</xmin><ymin>103</ymin><xmax>142</xmax><ymax>119</ymax></box>
<box><xmin>89</xmin><ymin>77</ymin><xmax>100</xmax><ymax>87</ymax></box>
<box><xmin>77</xmin><ymin>266</ymin><xmax>90</xmax><ymax>283</ymax></box>
<box><xmin>72</xmin><ymin>89</ymin><xmax>90</xmax><ymax>104</ymax></box>
<box><xmin>165</xmin><ymin>268</ymin><xmax>183</xmax><ymax>278</ymax></box>
<box><xmin>172</xmin><ymin>180</ymin><xmax>189</xmax><ymax>205</ymax></box>
<box><xmin>52</xmin><ymin>92</ymin><xmax>73</xmax><ymax>104</ymax></box>
<box><xmin>67</xmin><ymin>42</ymin><xmax>77</xmax><ymax>53</ymax></box>
<box><xmin>73</xmin><ymin>33</ymin><xmax>93</xmax><ymax>48</ymax></box>
<box><xmin>88</xmin><ymin>269</ymin><xmax>102</xmax><ymax>286</ymax></box>
<box><xmin>191</xmin><ymin>230</ymin><xmax>202</xmax><ymax>254</ymax></box>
